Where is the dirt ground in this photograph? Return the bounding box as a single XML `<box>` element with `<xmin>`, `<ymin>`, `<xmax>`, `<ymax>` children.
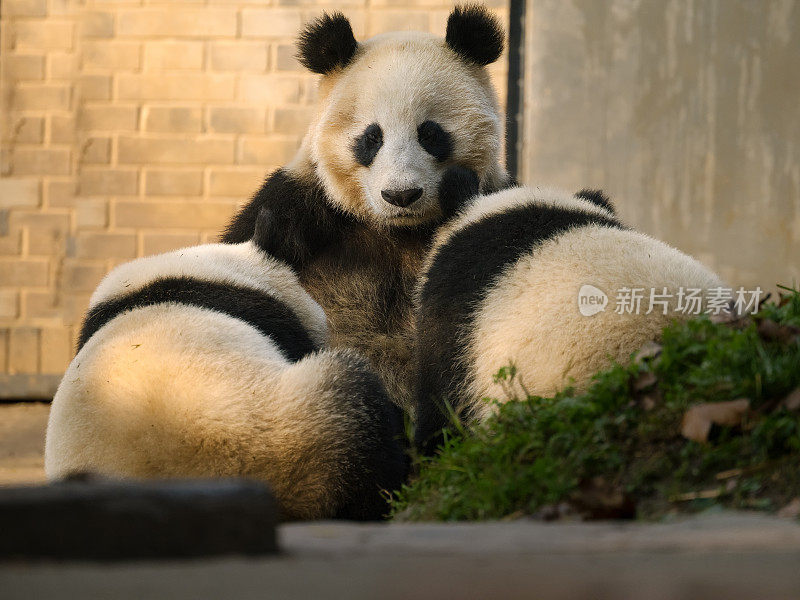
<box><xmin>0</xmin><ymin>402</ymin><xmax>49</xmax><ymax>485</ymax></box>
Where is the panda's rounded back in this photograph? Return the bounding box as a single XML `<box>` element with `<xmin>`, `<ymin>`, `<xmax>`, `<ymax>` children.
<box><xmin>466</xmin><ymin>223</ymin><xmax>725</xmax><ymax>410</ymax></box>
<box><xmin>45</xmin><ymin>239</ymin><xmax>407</xmax><ymax>520</ymax></box>
<box><xmin>45</xmin><ymin>302</ymin><xmax>291</xmax><ymax>478</ymax></box>
<box><xmin>47</xmin><ymin>240</ymin><xmax>332</xmax><ymax>484</ymax></box>
<box><xmin>45</xmin><ymin>306</ymin><xmax>406</xmax><ymax>520</ymax></box>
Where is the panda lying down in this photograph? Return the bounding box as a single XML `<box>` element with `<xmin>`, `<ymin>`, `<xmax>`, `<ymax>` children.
<box><xmin>413</xmin><ymin>167</ymin><xmax>726</xmax><ymax>455</ymax></box>
<box><xmin>44</xmin><ymin>208</ymin><xmax>406</xmax><ymax>521</ymax></box>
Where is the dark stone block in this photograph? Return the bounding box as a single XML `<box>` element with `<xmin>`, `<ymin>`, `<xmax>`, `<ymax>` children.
<box><xmin>0</xmin><ymin>476</ymin><xmax>278</xmax><ymax>560</ymax></box>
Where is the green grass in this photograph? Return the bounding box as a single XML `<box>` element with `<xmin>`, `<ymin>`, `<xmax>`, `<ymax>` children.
<box><xmin>392</xmin><ymin>287</ymin><xmax>800</xmax><ymax>521</ymax></box>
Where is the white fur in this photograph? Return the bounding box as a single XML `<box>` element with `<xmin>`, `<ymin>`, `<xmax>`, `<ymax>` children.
<box><xmin>466</xmin><ymin>226</ymin><xmax>724</xmax><ymax>420</ymax></box>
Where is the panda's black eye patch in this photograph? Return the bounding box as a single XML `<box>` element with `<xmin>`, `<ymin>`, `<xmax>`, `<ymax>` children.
<box><xmin>417</xmin><ymin>121</ymin><xmax>453</xmax><ymax>162</ymax></box>
<box><xmin>353</xmin><ymin>123</ymin><xmax>383</xmax><ymax>167</ymax></box>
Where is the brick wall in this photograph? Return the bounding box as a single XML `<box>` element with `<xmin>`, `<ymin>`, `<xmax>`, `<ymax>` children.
<box><xmin>0</xmin><ymin>0</ymin><xmax>509</xmax><ymax>397</ymax></box>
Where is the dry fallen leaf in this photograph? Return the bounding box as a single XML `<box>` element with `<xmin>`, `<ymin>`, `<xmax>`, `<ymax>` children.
<box><xmin>778</xmin><ymin>498</ymin><xmax>800</xmax><ymax>519</ymax></box>
<box><xmin>681</xmin><ymin>398</ymin><xmax>751</xmax><ymax>443</ymax></box>
<box><xmin>569</xmin><ymin>477</ymin><xmax>636</xmax><ymax>520</ymax></box>
<box><xmin>634</xmin><ymin>341</ymin><xmax>662</xmax><ymax>364</ymax></box>
<box><xmin>715</xmin><ymin>468</ymin><xmax>743</xmax><ymax>480</ymax></box>
<box><xmin>640</xmin><ymin>394</ymin><xmax>659</xmax><ymax>411</ymax></box>
<box><xmin>782</xmin><ymin>388</ymin><xmax>800</xmax><ymax>412</ymax></box>
<box><xmin>709</xmin><ymin>304</ymin><xmax>753</xmax><ymax>326</ymax></box>
<box><xmin>672</xmin><ymin>488</ymin><xmax>724</xmax><ymax>502</ymax></box>
<box><xmin>716</xmin><ymin>462</ymin><xmax>770</xmax><ymax>480</ymax></box>
<box><xmin>632</xmin><ymin>371</ymin><xmax>658</xmax><ymax>393</ymax></box>
<box><xmin>757</xmin><ymin>319</ymin><xmax>800</xmax><ymax>344</ymax></box>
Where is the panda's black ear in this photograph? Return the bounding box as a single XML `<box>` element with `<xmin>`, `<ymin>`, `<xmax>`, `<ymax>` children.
<box><xmin>445</xmin><ymin>4</ymin><xmax>504</xmax><ymax>66</ymax></box>
<box><xmin>576</xmin><ymin>189</ymin><xmax>616</xmax><ymax>215</ymax></box>
<box><xmin>297</xmin><ymin>12</ymin><xmax>359</xmax><ymax>75</ymax></box>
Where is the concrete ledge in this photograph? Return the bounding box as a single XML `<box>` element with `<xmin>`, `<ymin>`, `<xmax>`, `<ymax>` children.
<box><xmin>281</xmin><ymin>512</ymin><xmax>800</xmax><ymax>556</ymax></box>
<box><xmin>0</xmin><ymin>375</ymin><xmax>61</xmax><ymax>400</ymax></box>
<box><xmin>2</xmin><ymin>515</ymin><xmax>800</xmax><ymax>600</ymax></box>
<box><xmin>0</xmin><ymin>478</ymin><xmax>278</xmax><ymax>560</ymax></box>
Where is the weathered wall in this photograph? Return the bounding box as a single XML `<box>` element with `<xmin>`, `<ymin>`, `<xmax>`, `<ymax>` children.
<box><xmin>0</xmin><ymin>0</ymin><xmax>510</xmax><ymax>397</ymax></box>
<box><xmin>520</xmin><ymin>0</ymin><xmax>800</xmax><ymax>290</ymax></box>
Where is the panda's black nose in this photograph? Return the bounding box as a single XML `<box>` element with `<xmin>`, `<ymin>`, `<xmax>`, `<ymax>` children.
<box><xmin>381</xmin><ymin>187</ymin><xmax>423</xmax><ymax>208</ymax></box>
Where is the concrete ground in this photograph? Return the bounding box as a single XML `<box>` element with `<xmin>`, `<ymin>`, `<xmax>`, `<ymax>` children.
<box><xmin>2</xmin><ymin>402</ymin><xmax>800</xmax><ymax>599</ymax></box>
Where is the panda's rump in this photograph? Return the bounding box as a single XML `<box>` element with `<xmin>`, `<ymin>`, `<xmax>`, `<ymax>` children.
<box><xmin>45</xmin><ymin>304</ymin><xmax>291</xmax><ymax>480</ymax></box>
<box><xmin>45</xmin><ymin>304</ymin><xmax>405</xmax><ymax>520</ymax></box>
<box><xmin>467</xmin><ymin>226</ymin><xmax>724</xmax><ymax>413</ymax></box>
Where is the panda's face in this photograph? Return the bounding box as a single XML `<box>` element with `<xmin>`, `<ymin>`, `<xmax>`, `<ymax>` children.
<box><xmin>309</xmin><ymin>32</ymin><xmax>505</xmax><ymax>227</ymax></box>
<box><xmin>350</xmin><ymin>115</ymin><xmax>453</xmax><ymax>225</ymax></box>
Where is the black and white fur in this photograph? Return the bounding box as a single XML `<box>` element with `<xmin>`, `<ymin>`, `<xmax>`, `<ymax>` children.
<box><xmin>414</xmin><ymin>168</ymin><xmax>726</xmax><ymax>455</ymax></box>
<box><xmin>45</xmin><ymin>210</ymin><xmax>407</xmax><ymax>521</ymax></box>
<box><xmin>222</xmin><ymin>5</ymin><xmax>510</xmax><ymax>411</ymax></box>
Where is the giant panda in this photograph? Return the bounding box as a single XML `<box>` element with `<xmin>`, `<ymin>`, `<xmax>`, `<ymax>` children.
<box><xmin>44</xmin><ymin>209</ymin><xmax>407</xmax><ymax>521</ymax></box>
<box><xmin>413</xmin><ymin>167</ymin><xmax>727</xmax><ymax>454</ymax></box>
<box><xmin>222</xmin><ymin>5</ymin><xmax>510</xmax><ymax>411</ymax></box>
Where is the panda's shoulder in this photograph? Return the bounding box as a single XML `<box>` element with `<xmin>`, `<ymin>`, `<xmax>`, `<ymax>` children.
<box><xmin>79</xmin><ymin>264</ymin><xmax>321</xmax><ymax>362</ymax></box>
<box><xmin>423</xmin><ymin>188</ymin><xmax>622</xmax><ymax>302</ymax></box>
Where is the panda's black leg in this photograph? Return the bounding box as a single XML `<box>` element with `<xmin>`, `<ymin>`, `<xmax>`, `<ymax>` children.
<box><xmin>438</xmin><ymin>165</ymin><xmax>480</xmax><ymax>220</ymax></box>
<box><xmin>413</xmin><ymin>396</ymin><xmax>452</xmax><ymax>457</ymax></box>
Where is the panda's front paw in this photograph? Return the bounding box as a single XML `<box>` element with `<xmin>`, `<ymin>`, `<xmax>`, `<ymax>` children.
<box><xmin>438</xmin><ymin>165</ymin><xmax>480</xmax><ymax>220</ymax></box>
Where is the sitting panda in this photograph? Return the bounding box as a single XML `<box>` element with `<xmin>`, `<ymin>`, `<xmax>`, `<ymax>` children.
<box><xmin>44</xmin><ymin>209</ymin><xmax>407</xmax><ymax>521</ymax></box>
<box><xmin>413</xmin><ymin>167</ymin><xmax>726</xmax><ymax>454</ymax></box>
<box><xmin>222</xmin><ymin>6</ymin><xmax>510</xmax><ymax>411</ymax></box>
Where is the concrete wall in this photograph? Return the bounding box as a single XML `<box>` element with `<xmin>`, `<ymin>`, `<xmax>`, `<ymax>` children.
<box><xmin>0</xmin><ymin>0</ymin><xmax>509</xmax><ymax>397</ymax></box>
<box><xmin>520</xmin><ymin>0</ymin><xmax>800</xmax><ymax>291</ymax></box>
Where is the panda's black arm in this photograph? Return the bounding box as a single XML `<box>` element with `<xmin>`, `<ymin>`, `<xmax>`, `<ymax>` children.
<box><xmin>437</xmin><ymin>165</ymin><xmax>481</xmax><ymax>221</ymax></box>
<box><xmin>222</xmin><ymin>168</ymin><xmax>349</xmax><ymax>269</ymax></box>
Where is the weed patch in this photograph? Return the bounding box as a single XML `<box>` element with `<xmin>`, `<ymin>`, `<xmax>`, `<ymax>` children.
<box><xmin>392</xmin><ymin>288</ymin><xmax>800</xmax><ymax>521</ymax></box>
